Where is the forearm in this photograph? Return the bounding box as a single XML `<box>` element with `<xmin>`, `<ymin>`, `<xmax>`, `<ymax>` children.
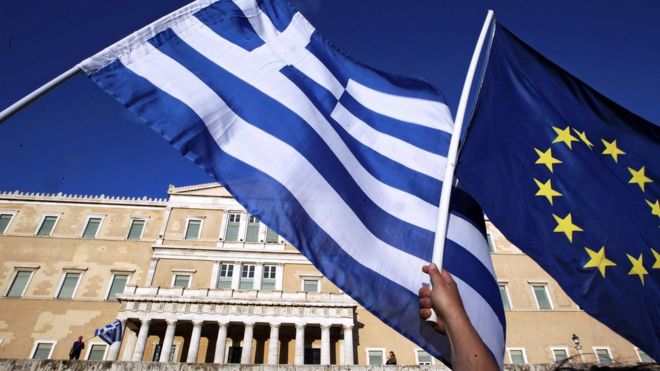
<box><xmin>446</xmin><ymin>314</ymin><xmax>498</xmax><ymax>371</ymax></box>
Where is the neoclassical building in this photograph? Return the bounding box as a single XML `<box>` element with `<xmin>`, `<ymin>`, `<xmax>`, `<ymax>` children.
<box><xmin>0</xmin><ymin>184</ymin><xmax>652</xmax><ymax>366</ymax></box>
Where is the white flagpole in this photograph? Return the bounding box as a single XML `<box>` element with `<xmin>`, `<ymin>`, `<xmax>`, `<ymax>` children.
<box><xmin>431</xmin><ymin>9</ymin><xmax>495</xmax><ymax>269</ymax></box>
<box><xmin>0</xmin><ymin>65</ymin><xmax>82</xmax><ymax>123</ymax></box>
<box><xmin>425</xmin><ymin>9</ymin><xmax>495</xmax><ymax>325</ymax></box>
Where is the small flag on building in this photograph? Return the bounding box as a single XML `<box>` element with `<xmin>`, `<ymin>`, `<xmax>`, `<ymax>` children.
<box><xmin>79</xmin><ymin>0</ymin><xmax>504</xmax><ymax>367</ymax></box>
<box><xmin>456</xmin><ymin>23</ymin><xmax>659</xmax><ymax>360</ymax></box>
<box><xmin>95</xmin><ymin>320</ymin><xmax>124</xmax><ymax>346</ymax></box>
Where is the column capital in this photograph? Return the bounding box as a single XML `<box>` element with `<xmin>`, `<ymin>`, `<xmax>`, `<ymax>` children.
<box><xmin>139</xmin><ymin>317</ymin><xmax>151</xmax><ymax>325</ymax></box>
<box><xmin>342</xmin><ymin>323</ymin><xmax>354</xmax><ymax>330</ymax></box>
<box><xmin>270</xmin><ymin>322</ymin><xmax>281</xmax><ymax>328</ymax></box>
<box><xmin>217</xmin><ymin>321</ymin><xmax>229</xmax><ymax>327</ymax></box>
<box><xmin>295</xmin><ymin>323</ymin><xmax>306</xmax><ymax>330</ymax></box>
<box><xmin>192</xmin><ymin>319</ymin><xmax>204</xmax><ymax>327</ymax></box>
<box><xmin>166</xmin><ymin>319</ymin><xmax>178</xmax><ymax>326</ymax></box>
<box><xmin>320</xmin><ymin>324</ymin><xmax>332</xmax><ymax>330</ymax></box>
<box><xmin>244</xmin><ymin>321</ymin><xmax>255</xmax><ymax>327</ymax></box>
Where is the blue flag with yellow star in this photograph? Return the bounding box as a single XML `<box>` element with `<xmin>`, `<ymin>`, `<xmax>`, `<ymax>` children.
<box><xmin>457</xmin><ymin>24</ymin><xmax>659</xmax><ymax>360</ymax></box>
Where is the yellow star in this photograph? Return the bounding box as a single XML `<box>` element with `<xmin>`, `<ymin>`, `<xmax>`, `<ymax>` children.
<box><xmin>583</xmin><ymin>246</ymin><xmax>617</xmax><ymax>278</ymax></box>
<box><xmin>626</xmin><ymin>253</ymin><xmax>648</xmax><ymax>285</ymax></box>
<box><xmin>652</xmin><ymin>249</ymin><xmax>660</xmax><ymax>269</ymax></box>
<box><xmin>534</xmin><ymin>178</ymin><xmax>562</xmax><ymax>205</ymax></box>
<box><xmin>552</xmin><ymin>213</ymin><xmax>583</xmax><ymax>243</ymax></box>
<box><xmin>627</xmin><ymin>166</ymin><xmax>653</xmax><ymax>192</ymax></box>
<box><xmin>552</xmin><ymin>126</ymin><xmax>579</xmax><ymax>149</ymax></box>
<box><xmin>601</xmin><ymin>139</ymin><xmax>625</xmax><ymax>162</ymax></box>
<box><xmin>646</xmin><ymin>200</ymin><xmax>660</xmax><ymax>217</ymax></box>
<box><xmin>534</xmin><ymin>147</ymin><xmax>562</xmax><ymax>172</ymax></box>
<box><xmin>572</xmin><ymin>128</ymin><xmax>594</xmax><ymax>149</ymax></box>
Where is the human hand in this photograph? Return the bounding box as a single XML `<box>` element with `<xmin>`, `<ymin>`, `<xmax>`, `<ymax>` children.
<box><xmin>419</xmin><ymin>264</ymin><xmax>468</xmax><ymax>334</ymax></box>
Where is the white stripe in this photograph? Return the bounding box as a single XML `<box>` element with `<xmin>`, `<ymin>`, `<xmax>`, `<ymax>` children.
<box><xmin>331</xmin><ymin>102</ymin><xmax>447</xmax><ymax>180</ymax></box>
<box><xmin>447</xmin><ymin>214</ymin><xmax>496</xmax><ymax>278</ymax></box>
<box><xmin>346</xmin><ymin>79</ymin><xmax>454</xmax><ymax>133</ymax></box>
<box><xmin>232</xmin><ymin>0</ymin><xmax>280</xmax><ymax>42</ymax></box>
<box><xmin>172</xmin><ymin>16</ymin><xmax>439</xmax><ymax>232</ymax></box>
<box><xmin>455</xmin><ymin>276</ymin><xmax>505</xmax><ymax>370</ymax></box>
<box><xmin>121</xmin><ymin>43</ymin><xmax>431</xmax><ymax>295</ymax></box>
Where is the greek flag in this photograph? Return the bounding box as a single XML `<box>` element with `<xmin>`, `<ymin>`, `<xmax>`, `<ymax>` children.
<box><xmin>95</xmin><ymin>320</ymin><xmax>123</xmax><ymax>346</ymax></box>
<box><xmin>80</xmin><ymin>0</ymin><xmax>504</xmax><ymax>367</ymax></box>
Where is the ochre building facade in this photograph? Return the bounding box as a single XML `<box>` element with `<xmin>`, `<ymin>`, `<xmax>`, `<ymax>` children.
<box><xmin>0</xmin><ymin>184</ymin><xmax>652</xmax><ymax>366</ymax></box>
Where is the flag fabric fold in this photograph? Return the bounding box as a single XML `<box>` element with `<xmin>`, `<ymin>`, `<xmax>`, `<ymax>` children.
<box><xmin>81</xmin><ymin>0</ymin><xmax>504</xmax><ymax>366</ymax></box>
<box><xmin>457</xmin><ymin>24</ymin><xmax>659</xmax><ymax>360</ymax></box>
<box><xmin>95</xmin><ymin>320</ymin><xmax>124</xmax><ymax>346</ymax></box>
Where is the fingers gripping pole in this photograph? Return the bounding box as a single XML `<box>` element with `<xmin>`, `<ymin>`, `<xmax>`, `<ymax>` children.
<box><xmin>426</xmin><ymin>10</ymin><xmax>495</xmax><ymax>325</ymax></box>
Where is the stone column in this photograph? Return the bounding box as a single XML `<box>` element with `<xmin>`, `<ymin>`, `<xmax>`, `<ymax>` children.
<box><xmin>267</xmin><ymin>323</ymin><xmax>280</xmax><ymax>365</ymax></box>
<box><xmin>342</xmin><ymin>324</ymin><xmax>354</xmax><ymax>365</ymax></box>
<box><xmin>294</xmin><ymin>323</ymin><xmax>305</xmax><ymax>365</ymax></box>
<box><xmin>131</xmin><ymin>318</ymin><xmax>151</xmax><ymax>361</ymax></box>
<box><xmin>186</xmin><ymin>320</ymin><xmax>204</xmax><ymax>363</ymax></box>
<box><xmin>159</xmin><ymin>319</ymin><xmax>177</xmax><ymax>362</ymax></box>
<box><xmin>121</xmin><ymin>329</ymin><xmax>137</xmax><ymax>361</ymax></box>
<box><xmin>240</xmin><ymin>322</ymin><xmax>255</xmax><ymax>364</ymax></box>
<box><xmin>214</xmin><ymin>322</ymin><xmax>229</xmax><ymax>364</ymax></box>
<box><xmin>321</xmin><ymin>324</ymin><xmax>331</xmax><ymax>365</ymax></box>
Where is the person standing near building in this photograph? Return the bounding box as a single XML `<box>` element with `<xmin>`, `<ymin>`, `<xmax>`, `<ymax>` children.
<box><xmin>68</xmin><ymin>336</ymin><xmax>85</xmax><ymax>360</ymax></box>
<box><xmin>386</xmin><ymin>351</ymin><xmax>397</xmax><ymax>365</ymax></box>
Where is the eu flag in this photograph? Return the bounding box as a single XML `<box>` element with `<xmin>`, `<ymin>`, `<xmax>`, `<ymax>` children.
<box><xmin>457</xmin><ymin>24</ymin><xmax>659</xmax><ymax>359</ymax></box>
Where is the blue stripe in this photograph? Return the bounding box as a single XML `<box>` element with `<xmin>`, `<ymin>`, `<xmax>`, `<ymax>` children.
<box><xmin>444</xmin><ymin>237</ymin><xmax>506</xmax><ymax>330</ymax></box>
<box><xmin>340</xmin><ymin>93</ymin><xmax>451</xmax><ymax>156</ymax></box>
<box><xmin>450</xmin><ymin>187</ymin><xmax>488</xmax><ymax>237</ymax></box>
<box><xmin>306</xmin><ymin>32</ymin><xmax>446</xmax><ymax>102</ymax></box>
<box><xmin>148</xmin><ymin>31</ymin><xmax>436</xmax><ymax>260</ymax></box>
<box><xmin>280</xmin><ymin>65</ymin><xmax>443</xmax><ymax>207</ymax></box>
<box><xmin>256</xmin><ymin>0</ymin><xmax>294</xmax><ymax>32</ymax></box>
<box><xmin>192</xmin><ymin>2</ymin><xmax>265</xmax><ymax>51</ymax></box>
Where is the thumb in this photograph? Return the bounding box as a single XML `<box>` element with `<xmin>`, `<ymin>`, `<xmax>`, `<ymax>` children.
<box><xmin>427</xmin><ymin>263</ymin><xmax>445</xmax><ymax>289</ymax></box>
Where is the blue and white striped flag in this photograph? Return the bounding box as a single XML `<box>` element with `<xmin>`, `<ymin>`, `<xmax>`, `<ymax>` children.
<box><xmin>95</xmin><ymin>320</ymin><xmax>123</xmax><ymax>346</ymax></box>
<box><xmin>81</xmin><ymin>0</ymin><xmax>504</xmax><ymax>367</ymax></box>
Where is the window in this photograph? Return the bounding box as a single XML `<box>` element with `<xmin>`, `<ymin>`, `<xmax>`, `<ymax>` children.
<box><xmin>217</xmin><ymin>264</ymin><xmax>234</xmax><ymax>289</ymax></box>
<box><xmin>185</xmin><ymin>219</ymin><xmax>202</xmax><ymax>240</ymax></box>
<box><xmin>303</xmin><ymin>279</ymin><xmax>320</xmax><ymax>293</ymax></box>
<box><xmin>245</xmin><ymin>215</ymin><xmax>259</xmax><ymax>242</ymax></box>
<box><xmin>594</xmin><ymin>347</ymin><xmax>613</xmax><ymax>364</ymax></box>
<box><xmin>265</xmin><ymin>227</ymin><xmax>278</xmax><ymax>243</ymax></box>
<box><xmin>57</xmin><ymin>272</ymin><xmax>81</xmax><ymax>299</ymax></box>
<box><xmin>239</xmin><ymin>265</ymin><xmax>255</xmax><ymax>289</ymax></box>
<box><xmin>106</xmin><ymin>274</ymin><xmax>129</xmax><ymax>300</ymax></box>
<box><xmin>415</xmin><ymin>349</ymin><xmax>433</xmax><ymax>365</ymax></box>
<box><xmin>87</xmin><ymin>344</ymin><xmax>107</xmax><ymax>360</ymax></box>
<box><xmin>6</xmin><ymin>271</ymin><xmax>33</xmax><ymax>297</ymax></box>
<box><xmin>507</xmin><ymin>348</ymin><xmax>527</xmax><ymax>364</ymax></box>
<box><xmin>367</xmin><ymin>349</ymin><xmax>384</xmax><ymax>365</ymax></box>
<box><xmin>127</xmin><ymin>219</ymin><xmax>146</xmax><ymax>240</ymax></box>
<box><xmin>262</xmin><ymin>265</ymin><xmax>276</xmax><ymax>290</ymax></box>
<box><xmin>498</xmin><ymin>283</ymin><xmax>511</xmax><ymax>310</ymax></box>
<box><xmin>82</xmin><ymin>217</ymin><xmax>102</xmax><ymax>238</ymax></box>
<box><xmin>225</xmin><ymin>213</ymin><xmax>241</xmax><ymax>241</ymax></box>
<box><xmin>31</xmin><ymin>341</ymin><xmax>56</xmax><ymax>359</ymax></box>
<box><xmin>635</xmin><ymin>347</ymin><xmax>654</xmax><ymax>363</ymax></box>
<box><xmin>532</xmin><ymin>284</ymin><xmax>553</xmax><ymax>310</ymax></box>
<box><xmin>551</xmin><ymin>348</ymin><xmax>569</xmax><ymax>363</ymax></box>
<box><xmin>486</xmin><ymin>233</ymin><xmax>496</xmax><ymax>252</ymax></box>
<box><xmin>0</xmin><ymin>213</ymin><xmax>14</xmax><ymax>234</ymax></box>
<box><xmin>36</xmin><ymin>215</ymin><xmax>58</xmax><ymax>236</ymax></box>
<box><xmin>173</xmin><ymin>274</ymin><xmax>191</xmax><ymax>288</ymax></box>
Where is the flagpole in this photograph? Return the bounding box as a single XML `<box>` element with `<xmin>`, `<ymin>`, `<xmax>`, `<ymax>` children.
<box><xmin>0</xmin><ymin>65</ymin><xmax>82</xmax><ymax>123</ymax></box>
<box><xmin>431</xmin><ymin>10</ymin><xmax>495</xmax><ymax>270</ymax></box>
<box><xmin>425</xmin><ymin>9</ymin><xmax>494</xmax><ymax>325</ymax></box>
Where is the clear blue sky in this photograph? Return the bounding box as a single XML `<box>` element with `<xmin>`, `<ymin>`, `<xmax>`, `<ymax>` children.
<box><xmin>1</xmin><ymin>0</ymin><xmax>658</xmax><ymax>198</ymax></box>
